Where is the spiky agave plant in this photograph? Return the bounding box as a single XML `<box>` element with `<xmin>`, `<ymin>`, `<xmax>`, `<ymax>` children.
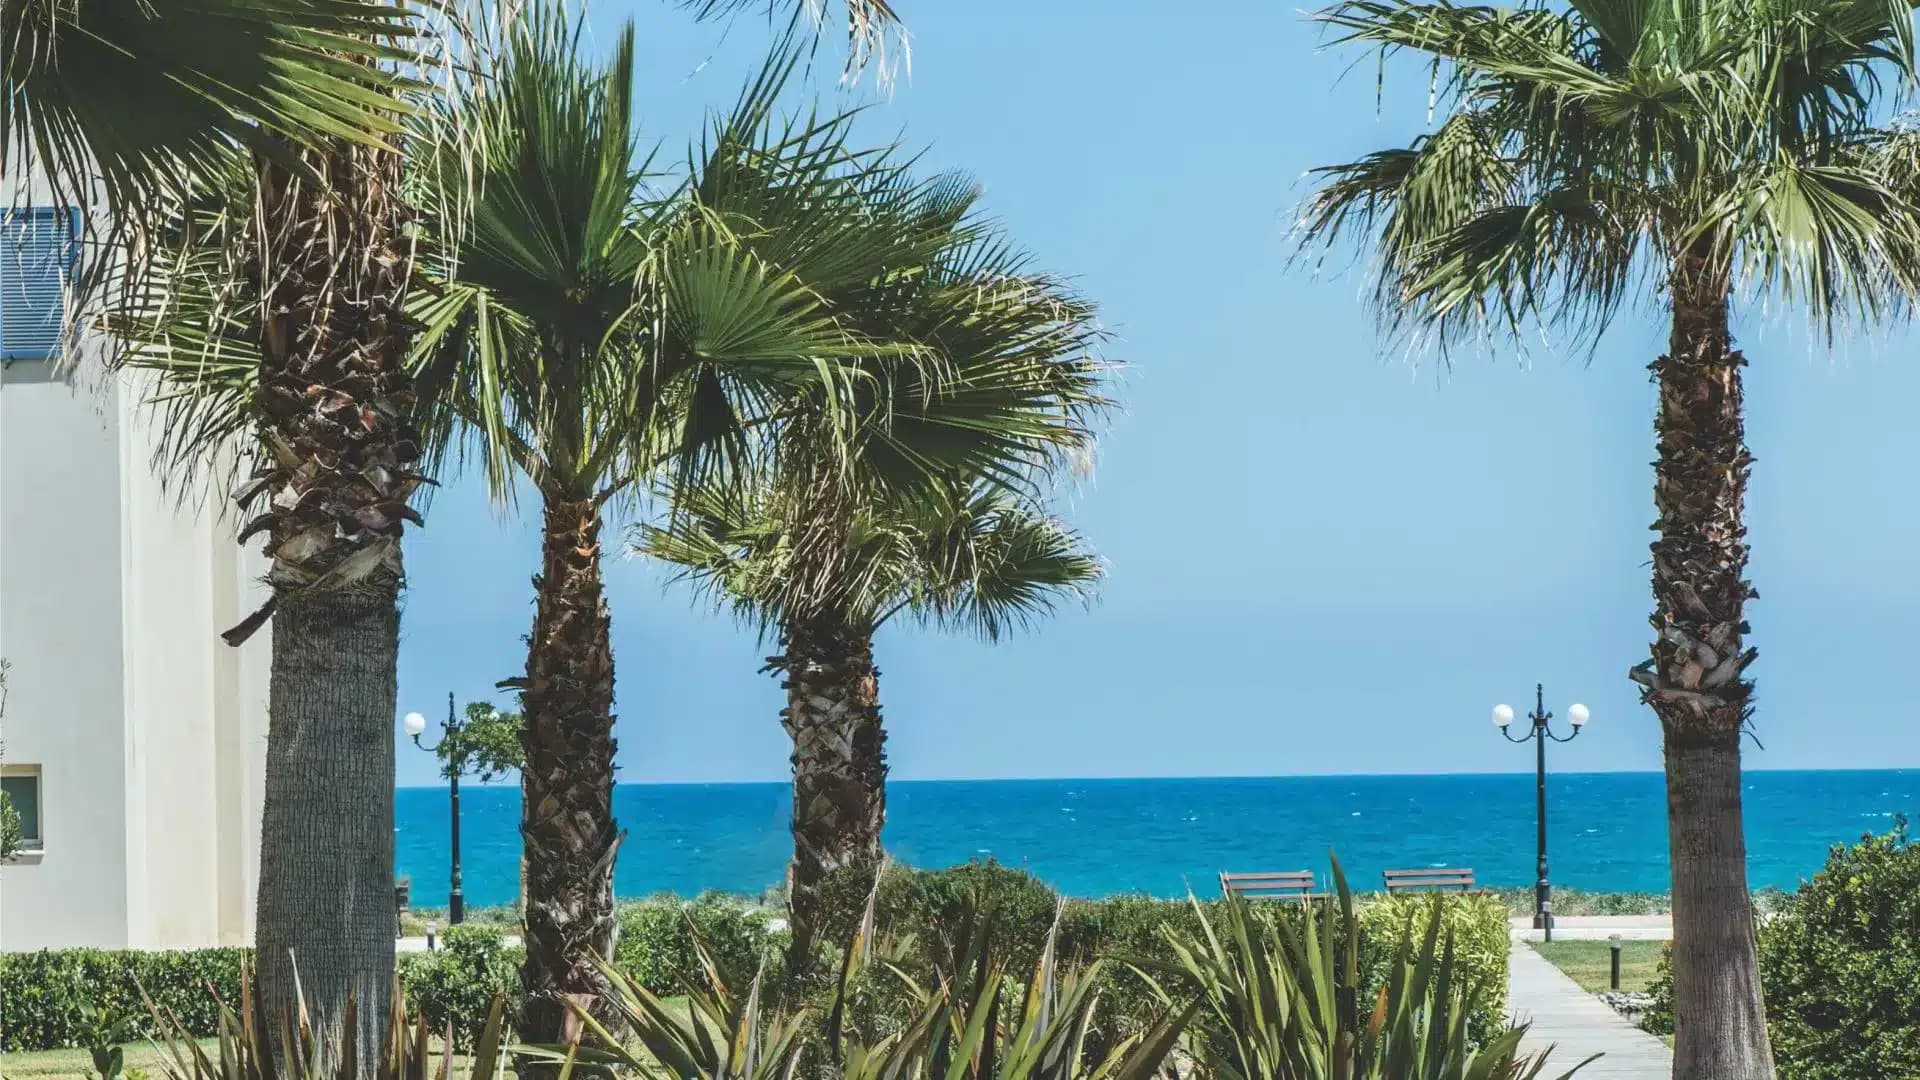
<box><xmin>1157</xmin><ymin>860</ymin><xmax>1591</xmax><ymax>1080</ymax></box>
<box><xmin>535</xmin><ymin>878</ymin><xmax>1191</xmax><ymax>1080</ymax></box>
<box><xmin>140</xmin><ymin>969</ymin><xmax>509</xmax><ymax>1080</ymax></box>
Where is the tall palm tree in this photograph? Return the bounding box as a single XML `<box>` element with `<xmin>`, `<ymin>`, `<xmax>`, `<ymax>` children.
<box><xmin>1298</xmin><ymin>2</ymin><xmax>1920</xmax><ymax>1076</ymax></box>
<box><xmin>3</xmin><ymin>0</ymin><xmax>414</xmax><ymax>306</ymax></box>
<box><xmin>407</xmin><ymin>8</ymin><xmax>946</xmax><ymax>1041</ymax></box>
<box><xmin>639</xmin><ymin>475</ymin><xmax>1100</xmax><ymax>963</ymax></box>
<box><xmin>637</xmin><ymin>162</ymin><xmax>1108</xmax><ymax>962</ymax></box>
<box><xmin>12</xmin><ymin>2</ymin><xmax>419</xmax><ymax>1066</ymax></box>
<box><xmin>104</xmin><ymin>1</ymin><xmax>904</xmax><ymax>1055</ymax></box>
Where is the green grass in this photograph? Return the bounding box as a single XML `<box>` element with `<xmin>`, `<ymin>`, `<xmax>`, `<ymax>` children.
<box><xmin>0</xmin><ymin>1038</ymin><xmax>217</xmax><ymax>1077</ymax></box>
<box><xmin>0</xmin><ymin>1037</ymin><xmax>489</xmax><ymax>1078</ymax></box>
<box><xmin>1530</xmin><ymin>939</ymin><xmax>1665</xmax><ymax>994</ymax></box>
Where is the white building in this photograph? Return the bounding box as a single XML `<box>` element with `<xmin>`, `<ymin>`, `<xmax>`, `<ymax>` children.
<box><xmin>0</xmin><ymin>197</ymin><xmax>271</xmax><ymax>950</ymax></box>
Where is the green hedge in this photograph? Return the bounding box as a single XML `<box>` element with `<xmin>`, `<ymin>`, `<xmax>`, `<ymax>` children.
<box><xmin>0</xmin><ymin>947</ymin><xmax>247</xmax><ymax>1051</ymax></box>
<box><xmin>397</xmin><ymin>925</ymin><xmax>522</xmax><ymax>1051</ymax></box>
<box><xmin>614</xmin><ymin>894</ymin><xmax>785</xmax><ymax>994</ymax></box>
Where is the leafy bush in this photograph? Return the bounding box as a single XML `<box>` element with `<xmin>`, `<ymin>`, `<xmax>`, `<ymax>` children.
<box><xmin>397</xmin><ymin>924</ymin><xmax>522</xmax><ymax>1049</ymax></box>
<box><xmin>1357</xmin><ymin>892</ymin><xmax>1511</xmax><ymax>1044</ymax></box>
<box><xmin>0</xmin><ymin>947</ymin><xmax>247</xmax><ymax>1051</ymax></box>
<box><xmin>1753</xmin><ymin>822</ymin><xmax>1920</xmax><ymax>1079</ymax></box>
<box><xmin>1641</xmin><ymin>943</ymin><xmax>1674</xmax><ymax>1036</ymax></box>
<box><xmin>613</xmin><ymin>895</ymin><xmax>783</xmax><ymax>994</ymax></box>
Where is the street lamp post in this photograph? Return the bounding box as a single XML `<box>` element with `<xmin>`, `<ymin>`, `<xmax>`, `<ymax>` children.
<box><xmin>404</xmin><ymin>692</ymin><xmax>465</xmax><ymax>924</ymax></box>
<box><xmin>1493</xmin><ymin>684</ymin><xmax>1588</xmax><ymax>942</ymax></box>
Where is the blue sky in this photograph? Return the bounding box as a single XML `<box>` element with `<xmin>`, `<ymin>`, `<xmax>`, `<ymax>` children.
<box><xmin>393</xmin><ymin>1</ymin><xmax>1920</xmax><ymax>786</ymax></box>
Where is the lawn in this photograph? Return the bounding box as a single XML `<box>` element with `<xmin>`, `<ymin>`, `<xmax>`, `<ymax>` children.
<box><xmin>1530</xmin><ymin>939</ymin><xmax>1665</xmax><ymax>994</ymax></box>
<box><xmin>0</xmin><ymin>1038</ymin><xmax>485</xmax><ymax>1078</ymax></box>
<box><xmin>0</xmin><ymin>1039</ymin><xmax>217</xmax><ymax>1078</ymax></box>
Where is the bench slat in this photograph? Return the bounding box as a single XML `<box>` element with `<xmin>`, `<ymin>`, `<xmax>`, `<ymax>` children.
<box><xmin>1220</xmin><ymin>870</ymin><xmax>1320</xmax><ymax>899</ymax></box>
<box><xmin>1382</xmin><ymin>867</ymin><xmax>1476</xmax><ymax>892</ymax></box>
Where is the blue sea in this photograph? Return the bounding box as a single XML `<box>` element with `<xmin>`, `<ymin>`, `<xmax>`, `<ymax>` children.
<box><xmin>394</xmin><ymin>770</ymin><xmax>1919</xmax><ymax>908</ymax></box>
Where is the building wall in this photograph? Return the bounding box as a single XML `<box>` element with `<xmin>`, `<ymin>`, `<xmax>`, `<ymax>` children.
<box><xmin>0</xmin><ymin>357</ymin><xmax>269</xmax><ymax>951</ymax></box>
<box><xmin>118</xmin><ymin>380</ymin><xmax>271</xmax><ymax>948</ymax></box>
<box><xmin>0</xmin><ymin>360</ymin><xmax>134</xmax><ymax>948</ymax></box>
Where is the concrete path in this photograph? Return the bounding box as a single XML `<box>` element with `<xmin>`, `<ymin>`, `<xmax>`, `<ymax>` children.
<box><xmin>1510</xmin><ymin>915</ymin><xmax>1673</xmax><ymax>942</ymax></box>
<box><xmin>1507</xmin><ymin>940</ymin><xmax>1673</xmax><ymax>1078</ymax></box>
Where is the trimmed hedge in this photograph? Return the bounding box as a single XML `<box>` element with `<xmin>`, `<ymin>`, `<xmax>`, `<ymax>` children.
<box><xmin>0</xmin><ymin>947</ymin><xmax>247</xmax><ymax>1052</ymax></box>
<box><xmin>397</xmin><ymin>925</ymin><xmax>522</xmax><ymax>1051</ymax></box>
<box><xmin>614</xmin><ymin>894</ymin><xmax>784</xmax><ymax>994</ymax></box>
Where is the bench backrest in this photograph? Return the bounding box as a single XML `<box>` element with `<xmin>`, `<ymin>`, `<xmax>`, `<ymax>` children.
<box><xmin>1382</xmin><ymin>868</ymin><xmax>1476</xmax><ymax>892</ymax></box>
<box><xmin>1220</xmin><ymin>870</ymin><xmax>1318</xmax><ymax>898</ymax></box>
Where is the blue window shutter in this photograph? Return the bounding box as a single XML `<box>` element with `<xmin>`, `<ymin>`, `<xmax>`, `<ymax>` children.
<box><xmin>0</xmin><ymin>207</ymin><xmax>81</xmax><ymax>361</ymax></box>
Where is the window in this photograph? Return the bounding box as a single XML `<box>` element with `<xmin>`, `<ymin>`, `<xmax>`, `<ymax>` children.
<box><xmin>1</xmin><ymin>768</ymin><xmax>42</xmax><ymax>851</ymax></box>
<box><xmin>0</xmin><ymin>207</ymin><xmax>81</xmax><ymax>362</ymax></box>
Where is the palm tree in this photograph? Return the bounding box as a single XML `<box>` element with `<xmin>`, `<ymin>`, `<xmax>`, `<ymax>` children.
<box><xmin>639</xmin><ymin>475</ymin><xmax>1100</xmax><ymax>963</ymax></box>
<box><xmin>102</xmin><ymin>0</ymin><xmax>903</xmax><ymax>1056</ymax></box>
<box><xmin>11</xmin><ymin>2</ymin><xmax>421</xmax><ymax>1066</ymax></box>
<box><xmin>1298</xmin><ymin>2</ymin><xmax>1920</xmax><ymax>1076</ymax></box>
<box><xmin>405</xmin><ymin>6</ymin><xmax>953</xmax><ymax>1041</ymax></box>
<box><xmin>3</xmin><ymin>0</ymin><xmax>410</xmax><ymax>245</ymax></box>
<box><xmin>636</xmin><ymin>161</ymin><xmax>1108</xmax><ymax>962</ymax></box>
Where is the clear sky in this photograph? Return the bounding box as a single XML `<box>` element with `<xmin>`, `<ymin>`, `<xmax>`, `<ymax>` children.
<box><xmin>392</xmin><ymin>1</ymin><xmax>1920</xmax><ymax>787</ymax></box>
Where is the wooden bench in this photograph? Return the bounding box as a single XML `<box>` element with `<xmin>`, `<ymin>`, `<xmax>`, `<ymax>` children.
<box><xmin>1219</xmin><ymin>870</ymin><xmax>1323</xmax><ymax>901</ymax></box>
<box><xmin>1382</xmin><ymin>867</ymin><xmax>1476</xmax><ymax>892</ymax></box>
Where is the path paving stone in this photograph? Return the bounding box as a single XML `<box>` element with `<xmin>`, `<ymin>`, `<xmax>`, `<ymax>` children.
<box><xmin>1507</xmin><ymin>940</ymin><xmax>1673</xmax><ymax>1078</ymax></box>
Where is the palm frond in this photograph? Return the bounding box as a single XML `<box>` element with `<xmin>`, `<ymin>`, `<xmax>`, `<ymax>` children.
<box><xmin>682</xmin><ymin>0</ymin><xmax>908</xmax><ymax>87</ymax></box>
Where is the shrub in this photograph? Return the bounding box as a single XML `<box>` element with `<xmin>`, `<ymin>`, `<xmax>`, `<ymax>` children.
<box><xmin>0</xmin><ymin>947</ymin><xmax>247</xmax><ymax>1051</ymax></box>
<box><xmin>612</xmin><ymin>895</ymin><xmax>782</xmax><ymax>995</ymax></box>
<box><xmin>1166</xmin><ymin>887</ymin><xmax>1573</xmax><ymax>1079</ymax></box>
<box><xmin>1642</xmin><ymin>944</ymin><xmax>1673</xmax><ymax>1036</ymax></box>
<box><xmin>1357</xmin><ymin>893</ymin><xmax>1511</xmax><ymax>1045</ymax></box>
<box><xmin>1753</xmin><ymin>822</ymin><xmax>1920</xmax><ymax>1079</ymax></box>
<box><xmin>397</xmin><ymin>924</ymin><xmax>521</xmax><ymax>1050</ymax></box>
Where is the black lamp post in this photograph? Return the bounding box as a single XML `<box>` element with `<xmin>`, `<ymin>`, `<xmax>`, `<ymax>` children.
<box><xmin>1494</xmin><ymin>683</ymin><xmax>1588</xmax><ymax>942</ymax></box>
<box><xmin>405</xmin><ymin>692</ymin><xmax>465</xmax><ymax>925</ymax></box>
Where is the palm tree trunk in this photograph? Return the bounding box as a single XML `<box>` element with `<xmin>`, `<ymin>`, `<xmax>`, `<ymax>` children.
<box><xmin>255</xmin><ymin>590</ymin><xmax>399</xmax><ymax>1068</ymax></box>
<box><xmin>517</xmin><ymin>495</ymin><xmax>621</xmax><ymax>1055</ymax></box>
<box><xmin>245</xmin><ymin>137</ymin><xmax>420</xmax><ymax>1075</ymax></box>
<box><xmin>1636</xmin><ymin>249</ymin><xmax>1773</xmax><ymax>1080</ymax></box>
<box><xmin>778</xmin><ymin>615</ymin><xmax>887</xmax><ymax>969</ymax></box>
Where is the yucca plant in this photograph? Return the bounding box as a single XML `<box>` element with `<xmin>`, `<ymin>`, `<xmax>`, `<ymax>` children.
<box><xmin>535</xmin><ymin>880</ymin><xmax>1191</xmax><ymax>1080</ymax></box>
<box><xmin>1157</xmin><ymin>861</ymin><xmax>1592</xmax><ymax>1080</ymax></box>
<box><xmin>140</xmin><ymin>968</ymin><xmax>509</xmax><ymax>1080</ymax></box>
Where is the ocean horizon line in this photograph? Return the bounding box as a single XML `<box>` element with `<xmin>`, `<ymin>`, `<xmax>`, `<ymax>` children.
<box><xmin>396</xmin><ymin>765</ymin><xmax>1920</xmax><ymax>791</ymax></box>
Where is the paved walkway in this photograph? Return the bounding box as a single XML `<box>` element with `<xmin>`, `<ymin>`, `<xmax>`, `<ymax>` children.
<box><xmin>1510</xmin><ymin>915</ymin><xmax>1673</xmax><ymax>942</ymax></box>
<box><xmin>1507</xmin><ymin>941</ymin><xmax>1673</xmax><ymax>1078</ymax></box>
